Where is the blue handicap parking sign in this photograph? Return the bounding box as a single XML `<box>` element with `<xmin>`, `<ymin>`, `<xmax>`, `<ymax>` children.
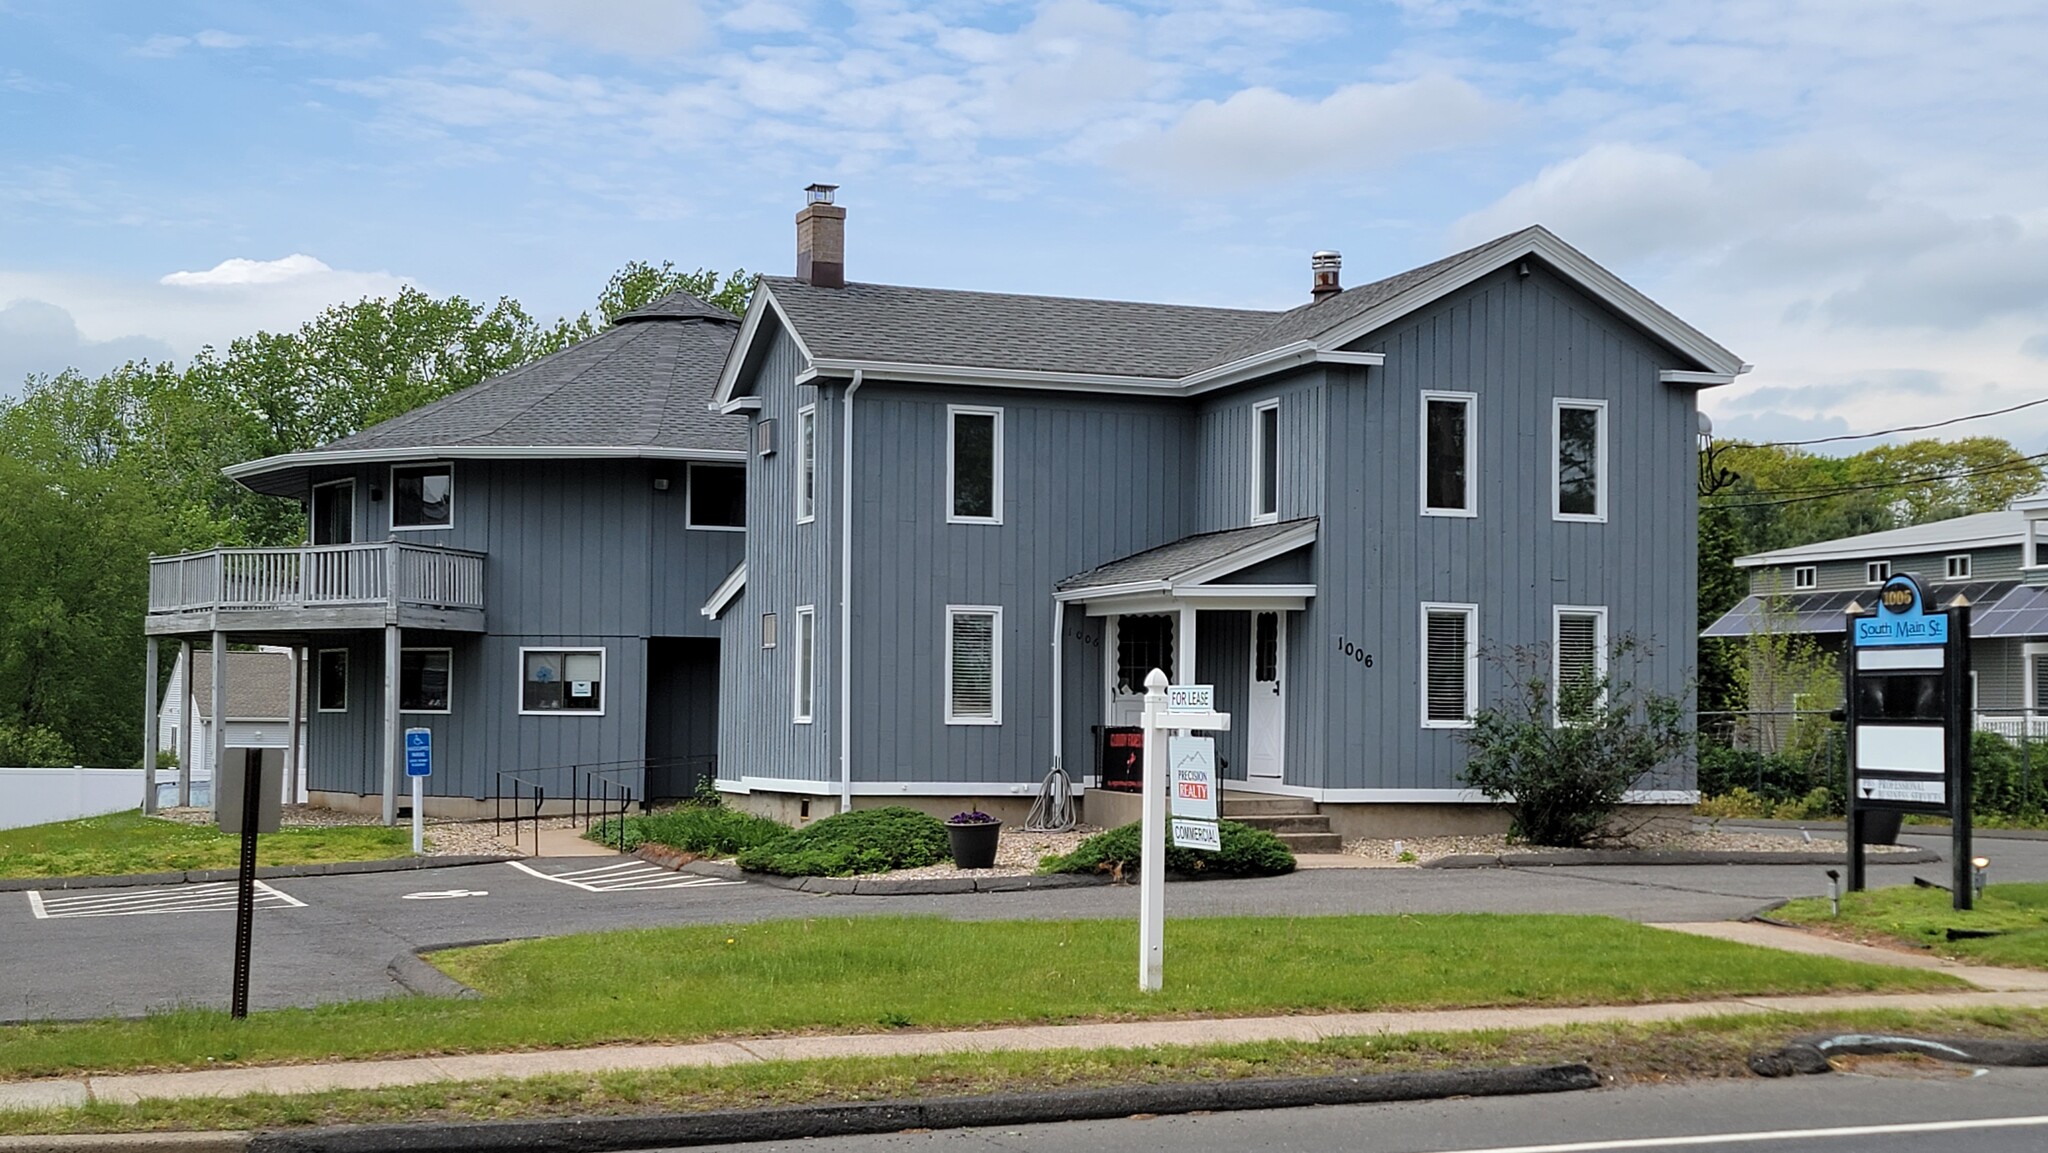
<box><xmin>405</xmin><ymin>727</ymin><xmax>432</xmax><ymax>777</ymax></box>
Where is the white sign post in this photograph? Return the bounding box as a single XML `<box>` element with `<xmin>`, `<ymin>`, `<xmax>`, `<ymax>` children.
<box><xmin>404</xmin><ymin>727</ymin><xmax>432</xmax><ymax>855</ymax></box>
<box><xmin>1139</xmin><ymin>668</ymin><xmax>1231</xmax><ymax>992</ymax></box>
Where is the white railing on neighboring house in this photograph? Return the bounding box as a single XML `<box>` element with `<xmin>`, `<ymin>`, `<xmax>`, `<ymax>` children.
<box><xmin>147</xmin><ymin>543</ymin><xmax>484</xmax><ymax>617</ymax></box>
<box><xmin>1975</xmin><ymin>713</ymin><xmax>2048</xmax><ymax>741</ymax></box>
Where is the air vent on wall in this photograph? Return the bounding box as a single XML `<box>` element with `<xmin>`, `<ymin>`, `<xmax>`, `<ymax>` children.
<box><xmin>756</xmin><ymin>418</ymin><xmax>778</xmax><ymax>457</ymax></box>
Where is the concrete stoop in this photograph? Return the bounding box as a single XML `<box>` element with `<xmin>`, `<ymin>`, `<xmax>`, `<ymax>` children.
<box><xmin>1222</xmin><ymin>792</ymin><xmax>1343</xmax><ymax>854</ymax></box>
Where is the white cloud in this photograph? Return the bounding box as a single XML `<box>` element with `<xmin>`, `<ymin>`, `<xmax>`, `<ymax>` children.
<box><xmin>466</xmin><ymin>0</ymin><xmax>710</xmax><ymax>59</ymax></box>
<box><xmin>131</xmin><ymin>29</ymin><xmax>253</xmax><ymax>57</ymax></box>
<box><xmin>0</xmin><ymin>300</ymin><xmax>175</xmax><ymax>396</ymax></box>
<box><xmin>161</xmin><ymin>254</ymin><xmax>340</xmax><ymax>288</ymax></box>
<box><xmin>1113</xmin><ymin>74</ymin><xmax>1508</xmax><ymax>187</ymax></box>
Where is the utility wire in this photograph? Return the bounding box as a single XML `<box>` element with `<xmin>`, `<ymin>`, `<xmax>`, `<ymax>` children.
<box><xmin>1725</xmin><ymin>394</ymin><xmax>2048</xmax><ymax>449</ymax></box>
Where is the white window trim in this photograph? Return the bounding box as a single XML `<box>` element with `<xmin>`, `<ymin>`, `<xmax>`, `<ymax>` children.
<box><xmin>944</xmin><ymin>604</ymin><xmax>1004</xmax><ymax>726</ymax></box>
<box><xmin>1946</xmin><ymin>553</ymin><xmax>1972</xmax><ymax>580</ymax></box>
<box><xmin>793</xmin><ymin>605</ymin><xmax>816</xmax><ymax>723</ymax></box>
<box><xmin>1419</xmin><ymin>391</ymin><xmax>1478</xmax><ymax>518</ymax></box>
<box><xmin>946</xmin><ymin>404</ymin><xmax>1005</xmax><ymax>525</ymax></box>
<box><xmin>399</xmin><ymin>646</ymin><xmax>454</xmax><ymax>715</ymax></box>
<box><xmin>796</xmin><ymin>406</ymin><xmax>816</xmax><ymax>524</ymax></box>
<box><xmin>1250</xmin><ymin>397</ymin><xmax>1280</xmax><ymax>526</ymax></box>
<box><xmin>761</xmin><ymin>612</ymin><xmax>778</xmax><ymax>650</ymax></box>
<box><xmin>684</xmin><ymin>463</ymin><xmax>745</xmax><ymax>532</ymax></box>
<box><xmin>2030</xmin><ymin>525</ymin><xmax>2048</xmax><ymax>569</ymax></box>
<box><xmin>316</xmin><ymin>648</ymin><xmax>349</xmax><ymax>713</ymax></box>
<box><xmin>389</xmin><ymin>462</ymin><xmax>455</xmax><ymax>533</ymax></box>
<box><xmin>1552</xmin><ymin>604</ymin><xmax>1609</xmax><ymax>724</ymax></box>
<box><xmin>309</xmin><ymin>478</ymin><xmax>355</xmax><ymax>544</ymax></box>
<box><xmin>2025</xmin><ymin>642</ymin><xmax>2048</xmax><ymax>715</ymax></box>
<box><xmin>1419</xmin><ymin>601</ymin><xmax>1479</xmax><ymax>729</ymax></box>
<box><xmin>1551</xmin><ymin>398</ymin><xmax>1608</xmax><ymax>523</ymax></box>
<box><xmin>516</xmin><ymin>646</ymin><xmax>607</xmax><ymax>717</ymax></box>
<box><xmin>1792</xmin><ymin>564</ymin><xmax>1817</xmax><ymax>591</ymax></box>
<box><xmin>1867</xmin><ymin>560</ymin><xmax>1891</xmax><ymax>585</ymax></box>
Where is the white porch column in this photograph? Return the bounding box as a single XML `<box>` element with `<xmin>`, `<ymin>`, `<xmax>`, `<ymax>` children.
<box><xmin>209</xmin><ymin>633</ymin><xmax>228</xmax><ymax>821</ymax></box>
<box><xmin>1178</xmin><ymin>603</ymin><xmax>1197</xmax><ymax>686</ymax></box>
<box><xmin>382</xmin><ymin>625</ymin><xmax>400</xmax><ymax>826</ymax></box>
<box><xmin>176</xmin><ymin>639</ymin><xmax>193</xmax><ymax>808</ymax></box>
<box><xmin>284</xmin><ymin>646</ymin><xmax>303</xmax><ymax>806</ymax></box>
<box><xmin>143</xmin><ymin>636</ymin><xmax>159</xmax><ymax>814</ymax></box>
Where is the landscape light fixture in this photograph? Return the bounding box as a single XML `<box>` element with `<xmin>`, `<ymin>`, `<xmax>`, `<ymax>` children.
<box><xmin>1825</xmin><ymin>869</ymin><xmax>1841</xmax><ymax>918</ymax></box>
<box><xmin>1973</xmin><ymin>856</ymin><xmax>1990</xmax><ymax>898</ymax></box>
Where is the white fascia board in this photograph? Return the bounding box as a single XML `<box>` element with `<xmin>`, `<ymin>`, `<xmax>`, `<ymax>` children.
<box><xmin>224</xmin><ymin>444</ymin><xmax>746</xmax><ymax>483</ymax></box>
<box><xmin>1053</xmin><ymin>579</ymin><xmax>1168</xmax><ymax>602</ymax></box>
<box><xmin>1173</xmin><ymin>521</ymin><xmax>1319</xmax><ymax>586</ymax></box>
<box><xmin>701</xmin><ymin>563</ymin><xmax>747</xmax><ymax>619</ymax></box>
<box><xmin>1734</xmin><ymin>533</ymin><xmax>2025</xmax><ymax>568</ymax></box>
<box><xmin>807</xmin><ymin>358</ymin><xmax>1182</xmax><ymax>395</ymax></box>
<box><xmin>1312</xmin><ymin>227</ymin><xmax>1747</xmax><ymax>378</ymax></box>
<box><xmin>1661</xmin><ymin>369</ymin><xmax>1747</xmax><ymax>386</ymax></box>
<box><xmin>718</xmin><ymin>397</ymin><xmax>763</xmax><ymax>416</ymax></box>
<box><xmin>1172</xmin><ymin>584</ymin><xmax>1316</xmax><ymax>600</ymax></box>
<box><xmin>711</xmin><ymin>286</ymin><xmax>813</xmax><ymax>408</ymax></box>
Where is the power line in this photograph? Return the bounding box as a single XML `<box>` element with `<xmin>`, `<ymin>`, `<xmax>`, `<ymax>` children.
<box><xmin>1726</xmin><ymin>395</ymin><xmax>2048</xmax><ymax>449</ymax></box>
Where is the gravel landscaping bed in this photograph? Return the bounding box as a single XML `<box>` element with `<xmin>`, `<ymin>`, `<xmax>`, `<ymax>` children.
<box><xmin>159</xmin><ymin>805</ymin><xmax>557</xmax><ymax>857</ymax></box>
<box><xmin>1344</xmin><ymin>827</ymin><xmax>1921</xmax><ymax>866</ymax></box>
<box><xmin>879</xmin><ymin>826</ymin><xmax>1101</xmax><ymax>879</ymax></box>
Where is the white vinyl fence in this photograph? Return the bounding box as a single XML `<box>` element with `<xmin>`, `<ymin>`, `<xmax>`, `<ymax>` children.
<box><xmin>0</xmin><ymin>767</ymin><xmax>146</xmax><ymax>830</ymax></box>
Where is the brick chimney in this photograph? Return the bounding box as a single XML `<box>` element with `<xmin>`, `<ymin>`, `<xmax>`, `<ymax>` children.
<box><xmin>797</xmin><ymin>183</ymin><xmax>845</xmax><ymax>288</ymax></box>
<box><xmin>1311</xmin><ymin>251</ymin><xmax>1341</xmax><ymax>301</ymax></box>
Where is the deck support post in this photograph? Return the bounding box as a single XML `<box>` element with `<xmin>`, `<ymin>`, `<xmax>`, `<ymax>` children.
<box><xmin>1178</xmin><ymin>603</ymin><xmax>1197</xmax><ymax>688</ymax></box>
<box><xmin>176</xmin><ymin>640</ymin><xmax>193</xmax><ymax>808</ymax></box>
<box><xmin>382</xmin><ymin>624</ymin><xmax>401</xmax><ymax>826</ymax></box>
<box><xmin>284</xmin><ymin>645</ymin><xmax>303</xmax><ymax>807</ymax></box>
<box><xmin>143</xmin><ymin>636</ymin><xmax>159</xmax><ymax>814</ymax></box>
<box><xmin>209</xmin><ymin>632</ymin><xmax>228</xmax><ymax>821</ymax></box>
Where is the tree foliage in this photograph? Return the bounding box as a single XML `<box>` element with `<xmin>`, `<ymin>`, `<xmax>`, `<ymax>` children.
<box><xmin>0</xmin><ymin>262</ymin><xmax>748</xmax><ymax>767</ymax></box>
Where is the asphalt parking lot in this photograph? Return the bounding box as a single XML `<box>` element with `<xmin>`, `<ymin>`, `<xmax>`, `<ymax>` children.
<box><xmin>1</xmin><ymin>826</ymin><xmax>2040</xmax><ymax>1022</ymax></box>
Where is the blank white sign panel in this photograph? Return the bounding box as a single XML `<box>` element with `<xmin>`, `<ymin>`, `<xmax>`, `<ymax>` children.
<box><xmin>1856</xmin><ymin>647</ymin><xmax>1943</xmax><ymax>670</ymax></box>
<box><xmin>1855</xmin><ymin>725</ymin><xmax>1945</xmax><ymax>775</ymax></box>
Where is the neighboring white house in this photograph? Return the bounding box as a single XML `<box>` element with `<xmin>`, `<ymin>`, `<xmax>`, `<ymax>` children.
<box><xmin>156</xmin><ymin>646</ymin><xmax>308</xmax><ymax>801</ymax></box>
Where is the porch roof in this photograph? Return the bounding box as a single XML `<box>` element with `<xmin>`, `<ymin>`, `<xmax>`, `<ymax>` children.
<box><xmin>1701</xmin><ymin>579</ymin><xmax>2031</xmax><ymax>638</ymax></box>
<box><xmin>1056</xmin><ymin>518</ymin><xmax>1316</xmax><ymax>603</ymax></box>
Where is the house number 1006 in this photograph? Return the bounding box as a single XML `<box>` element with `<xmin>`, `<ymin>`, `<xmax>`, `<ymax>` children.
<box><xmin>1334</xmin><ymin>636</ymin><xmax>1373</xmax><ymax>667</ymax></box>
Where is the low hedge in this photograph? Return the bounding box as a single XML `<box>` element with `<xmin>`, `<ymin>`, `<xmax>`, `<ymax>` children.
<box><xmin>1044</xmin><ymin>819</ymin><xmax>1295</xmax><ymax>878</ymax></box>
<box><xmin>589</xmin><ymin>805</ymin><xmax>790</xmax><ymax>856</ymax></box>
<box><xmin>735</xmin><ymin>806</ymin><xmax>951</xmax><ymax>876</ymax></box>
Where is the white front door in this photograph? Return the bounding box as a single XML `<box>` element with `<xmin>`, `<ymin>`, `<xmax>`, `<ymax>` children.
<box><xmin>1248</xmin><ymin>611</ymin><xmax>1284</xmax><ymax>780</ymax></box>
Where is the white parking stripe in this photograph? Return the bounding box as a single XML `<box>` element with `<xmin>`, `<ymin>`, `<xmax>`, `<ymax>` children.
<box><xmin>1417</xmin><ymin>1112</ymin><xmax>2048</xmax><ymax>1152</ymax></box>
<box><xmin>506</xmin><ymin>859</ymin><xmax>741</xmax><ymax>893</ymax></box>
<box><xmin>29</xmin><ymin>880</ymin><xmax>305</xmax><ymax>920</ymax></box>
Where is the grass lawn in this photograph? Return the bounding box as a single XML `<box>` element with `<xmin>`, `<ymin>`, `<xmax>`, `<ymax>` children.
<box><xmin>0</xmin><ymin>914</ymin><xmax>1963</xmax><ymax>1079</ymax></box>
<box><xmin>0</xmin><ymin>811</ymin><xmax>414</xmax><ymax>880</ymax></box>
<box><xmin>1777</xmin><ymin>882</ymin><xmax>2048</xmax><ymax>970</ymax></box>
<box><xmin>5</xmin><ymin>1005</ymin><xmax>2044</xmax><ymax>1136</ymax></box>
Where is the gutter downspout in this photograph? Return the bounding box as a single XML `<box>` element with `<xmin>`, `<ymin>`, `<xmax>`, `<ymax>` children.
<box><xmin>838</xmin><ymin>369</ymin><xmax>863</xmax><ymax>813</ymax></box>
<box><xmin>1050</xmin><ymin>595</ymin><xmax>1063</xmax><ymax>774</ymax></box>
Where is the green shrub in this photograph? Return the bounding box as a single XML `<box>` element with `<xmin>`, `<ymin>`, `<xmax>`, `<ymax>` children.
<box><xmin>1771</xmin><ymin>786</ymin><xmax>1840</xmax><ymax>821</ymax></box>
<box><xmin>735</xmin><ymin>806</ymin><xmax>950</xmax><ymax>876</ymax></box>
<box><xmin>0</xmin><ymin>723</ymin><xmax>74</xmax><ymax>768</ymax></box>
<box><xmin>1044</xmin><ymin>820</ymin><xmax>1294</xmax><ymax>878</ymax></box>
<box><xmin>1695</xmin><ymin>788</ymin><xmax>1769</xmax><ymax>819</ymax></box>
<box><xmin>591</xmin><ymin>805</ymin><xmax>789</xmax><ymax>856</ymax></box>
<box><xmin>1696</xmin><ymin>740</ymin><xmax>1824</xmax><ymax>802</ymax></box>
<box><xmin>1970</xmin><ymin>731</ymin><xmax>2048</xmax><ymax>819</ymax></box>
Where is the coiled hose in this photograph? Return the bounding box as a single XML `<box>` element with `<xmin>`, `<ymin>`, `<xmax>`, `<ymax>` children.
<box><xmin>1022</xmin><ymin>766</ymin><xmax>1077</xmax><ymax>831</ymax></box>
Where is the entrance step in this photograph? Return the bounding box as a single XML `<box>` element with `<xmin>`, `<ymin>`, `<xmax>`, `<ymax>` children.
<box><xmin>1226</xmin><ymin>813</ymin><xmax>1331</xmax><ymax>835</ymax></box>
<box><xmin>1219</xmin><ymin>793</ymin><xmax>1318</xmax><ymax>817</ymax></box>
<box><xmin>1275</xmin><ymin>832</ymin><xmax>1345</xmax><ymax>854</ymax></box>
<box><xmin>1219</xmin><ymin>792</ymin><xmax>1343</xmax><ymax>855</ymax></box>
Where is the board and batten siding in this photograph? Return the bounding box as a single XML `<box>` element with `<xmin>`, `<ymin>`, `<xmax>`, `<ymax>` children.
<box><xmin>1312</xmin><ymin>263</ymin><xmax>1701</xmax><ymax>794</ymax></box>
<box><xmin>1748</xmin><ymin>546</ymin><xmax>2026</xmax><ymax>596</ymax></box>
<box><xmin>845</xmin><ymin>384</ymin><xmax>1196</xmax><ymax>789</ymax></box>
<box><xmin>719</xmin><ymin>323</ymin><xmax>836</xmax><ymax>787</ymax></box>
<box><xmin>1194</xmin><ymin>372</ymin><xmax>1324</xmax><ymax>533</ymax></box>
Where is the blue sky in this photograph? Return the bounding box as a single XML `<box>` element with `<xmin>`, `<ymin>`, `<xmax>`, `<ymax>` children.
<box><xmin>4</xmin><ymin>1</ymin><xmax>2046</xmax><ymax>451</ymax></box>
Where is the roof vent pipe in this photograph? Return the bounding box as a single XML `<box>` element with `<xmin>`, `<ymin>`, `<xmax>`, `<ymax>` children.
<box><xmin>798</xmin><ymin>183</ymin><xmax>845</xmax><ymax>288</ymax></box>
<box><xmin>1311</xmin><ymin>251</ymin><xmax>1341</xmax><ymax>301</ymax></box>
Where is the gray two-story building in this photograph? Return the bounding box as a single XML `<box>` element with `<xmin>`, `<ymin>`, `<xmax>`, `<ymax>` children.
<box><xmin>707</xmin><ymin>191</ymin><xmax>1745</xmax><ymax>835</ymax></box>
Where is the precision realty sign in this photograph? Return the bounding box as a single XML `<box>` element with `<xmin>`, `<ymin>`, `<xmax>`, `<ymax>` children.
<box><xmin>1843</xmin><ymin>572</ymin><xmax>1975</xmax><ymax>908</ymax></box>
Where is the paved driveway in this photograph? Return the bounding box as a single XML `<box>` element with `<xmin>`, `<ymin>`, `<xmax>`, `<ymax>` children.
<box><xmin>1</xmin><ymin>827</ymin><xmax>2040</xmax><ymax>1022</ymax></box>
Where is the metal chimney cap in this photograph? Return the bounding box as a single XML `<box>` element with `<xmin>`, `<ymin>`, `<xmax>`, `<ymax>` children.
<box><xmin>804</xmin><ymin>183</ymin><xmax>838</xmax><ymax>204</ymax></box>
<box><xmin>1311</xmin><ymin>250</ymin><xmax>1342</xmax><ymax>267</ymax></box>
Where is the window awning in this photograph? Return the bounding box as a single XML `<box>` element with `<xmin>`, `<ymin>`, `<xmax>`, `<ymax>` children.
<box><xmin>1055</xmin><ymin>518</ymin><xmax>1316</xmax><ymax>616</ymax></box>
<box><xmin>1702</xmin><ymin>580</ymin><xmax>2031</xmax><ymax>639</ymax></box>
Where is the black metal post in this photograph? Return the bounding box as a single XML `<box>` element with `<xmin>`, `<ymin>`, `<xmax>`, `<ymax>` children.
<box><xmin>230</xmin><ymin>750</ymin><xmax>262</xmax><ymax>1019</ymax></box>
<box><xmin>618</xmin><ymin>783</ymin><xmax>628</xmax><ymax>852</ymax></box>
<box><xmin>532</xmin><ymin>783</ymin><xmax>544</xmax><ymax>854</ymax></box>
<box><xmin>1952</xmin><ymin>605</ymin><xmax>1974</xmax><ymax>911</ymax></box>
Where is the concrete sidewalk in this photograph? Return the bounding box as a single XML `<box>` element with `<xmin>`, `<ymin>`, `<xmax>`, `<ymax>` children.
<box><xmin>5</xmin><ymin>921</ymin><xmax>2045</xmax><ymax>1114</ymax></box>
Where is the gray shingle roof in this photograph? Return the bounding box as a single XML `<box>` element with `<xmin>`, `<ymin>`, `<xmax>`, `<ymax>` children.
<box><xmin>278</xmin><ymin>291</ymin><xmax>747</xmax><ymax>460</ymax></box>
<box><xmin>1734</xmin><ymin>509</ymin><xmax>2025</xmax><ymax>567</ymax></box>
<box><xmin>186</xmin><ymin>650</ymin><xmax>294</xmax><ymax>720</ymax></box>
<box><xmin>1058</xmin><ymin>518</ymin><xmax>1316</xmax><ymax>591</ymax></box>
<box><xmin>762</xmin><ymin>276</ymin><xmax>1279</xmax><ymax>379</ymax></box>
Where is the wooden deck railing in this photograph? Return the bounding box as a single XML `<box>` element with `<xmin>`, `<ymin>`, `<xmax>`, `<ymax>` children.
<box><xmin>147</xmin><ymin>543</ymin><xmax>484</xmax><ymax>616</ymax></box>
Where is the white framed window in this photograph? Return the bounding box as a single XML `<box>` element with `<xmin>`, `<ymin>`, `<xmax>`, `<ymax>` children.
<box><xmin>1419</xmin><ymin>391</ymin><xmax>1476</xmax><ymax>517</ymax></box>
<box><xmin>2025</xmin><ymin>642</ymin><xmax>2048</xmax><ymax>713</ymax></box>
<box><xmin>792</xmin><ymin>605</ymin><xmax>815</xmax><ymax>723</ymax></box>
<box><xmin>1553</xmin><ymin>605</ymin><xmax>1608</xmax><ymax>723</ymax></box>
<box><xmin>1552</xmin><ymin>398</ymin><xmax>1607</xmax><ymax>522</ymax></box>
<box><xmin>945</xmin><ymin>605</ymin><xmax>1003</xmax><ymax>725</ymax></box>
<box><xmin>761</xmin><ymin>612</ymin><xmax>778</xmax><ymax>649</ymax></box>
<box><xmin>1867</xmin><ymin>560</ymin><xmax>1891</xmax><ymax>585</ymax></box>
<box><xmin>399</xmin><ymin>647</ymin><xmax>452</xmax><ymax>714</ymax></box>
<box><xmin>1420</xmin><ymin>602</ymin><xmax>1478</xmax><ymax>728</ymax></box>
<box><xmin>390</xmin><ymin>463</ymin><xmax>454</xmax><ymax>531</ymax></box>
<box><xmin>2031</xmin><ymin>525</ymin><xmax>2048</xmax><ymax>569</ymax></box>
<box><xmin>310</xmin><ymin>478</ymin><xmax>355</xmax><ymax>546</ymax></box>
<box><xmin>316</xmin><ymin>649</ymin><xmax>348</xmax><ymax>713</ymax></box>
<box><xmin>1251</xmin><ymin>398</ymin><xmax>1280</xmax><ymax>525</ymax></box>
<box><xmin>1946</xmin><ymin>553</ymin><xmax>1972</xmax><ymax>580</ymax></box>
<box><xmin>797</xmin><ymin>405</ymin><xmax>816</xmax><ymax>523</ymax></box>
<box><xmin>519</xmin><ymin>648</ymin><xmax>605</xmax><ymax>715</ymax></box>
<box><xmin>686</xmin><ymin>464</ymin><xmax>745</xmax><ymax>530</ymax></box>
<box><xmin>947</xmin><ymin>405</ymin><xmax>1004</xmax><ymax>524</ymax></box>
<box><xmin>1792</xmin><ymin>565</ymin><xmax>1817</xmax><ymax>590</ymax></box>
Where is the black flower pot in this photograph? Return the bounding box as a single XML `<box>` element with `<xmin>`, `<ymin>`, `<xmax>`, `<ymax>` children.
<box><xmin>946</xmin><ymin>820</ymin><xmax>1002</xmax><ymax>869</ymax></box>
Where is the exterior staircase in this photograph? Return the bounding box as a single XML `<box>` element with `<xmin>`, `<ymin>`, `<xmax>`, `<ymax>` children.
<box><xmin>1220</xmin><ymin>792</ymin><xmax>1341</xmax><ymax>854</ymax></box>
